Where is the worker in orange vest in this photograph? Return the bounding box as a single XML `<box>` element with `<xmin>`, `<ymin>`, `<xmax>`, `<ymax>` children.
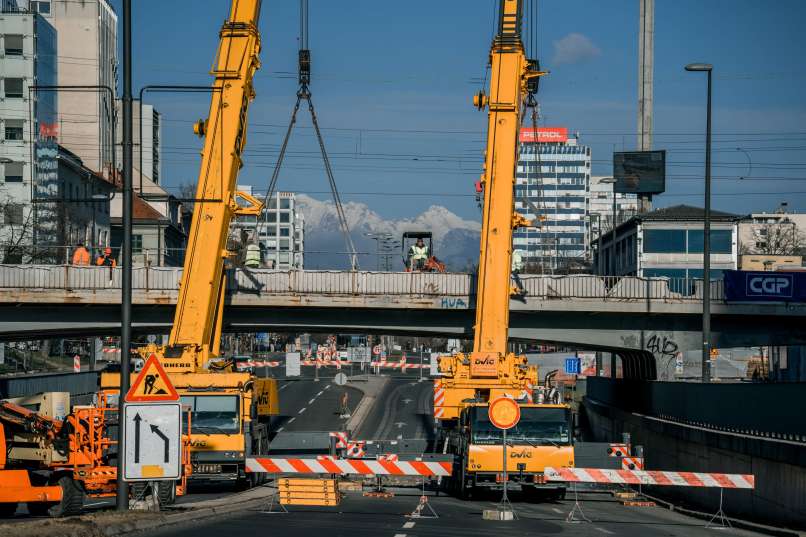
<box><xmin>72</xmin><ymin>243</ymin><xmax>90</xmax><ymax>265</ymax></box>
<box><xmin>96</xmin><ymin>247</ymin><xmax>117</xmax><ymax>267</ymax></box>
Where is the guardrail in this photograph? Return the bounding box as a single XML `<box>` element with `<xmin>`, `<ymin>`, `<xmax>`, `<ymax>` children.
<box><xmin>0</xmin><ymin>264</ymin><xmax>723</xmax><ymax>302</ymax></box>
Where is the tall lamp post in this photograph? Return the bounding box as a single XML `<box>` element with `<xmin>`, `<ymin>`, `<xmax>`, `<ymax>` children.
<box><xmin>364</xmin><ymin>232</ymin><xmax>392</xmax><ymax>271</ymax></box>
<box><xmin>685</xmin><ymin>62</ymin><xmax>713</xmax><ymax>384</ymax></box>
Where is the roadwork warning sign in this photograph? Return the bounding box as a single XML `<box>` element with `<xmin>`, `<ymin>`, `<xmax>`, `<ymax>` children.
<box><xmin>125</xmin><ymin>354</ymin><xmax>180</xmax><ymax>402</ymax></box>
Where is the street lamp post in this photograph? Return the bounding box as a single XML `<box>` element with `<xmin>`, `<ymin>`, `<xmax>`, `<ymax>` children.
<box><xmin>685</xmin><ymin>62</ymin><xmax>713</xmax><ymax>384</ymax></box>
<box><xmin>364</xmin><ymin>232</ymin><xmax>393</xmax><ymax>271</ymax></box>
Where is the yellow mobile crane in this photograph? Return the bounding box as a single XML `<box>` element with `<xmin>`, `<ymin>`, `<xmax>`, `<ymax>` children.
<box><xmin>102</xmin><ymin>0</ymin><xmax>278</xmax><ymax>489</ymax></box>
<box><xmin>437</xmin><ymin>0</ymin><xmax>573</xmax><ymax>499</ymax></box>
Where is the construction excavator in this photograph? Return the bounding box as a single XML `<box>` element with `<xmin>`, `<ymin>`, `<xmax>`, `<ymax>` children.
<box><xmin>402</xmin><ymin>231</ymin><xmax>446</xmax><ymax>273</ymax></box>
<box><xmin>434</xmin><ymin>0</ymin><xmax>574</xmax><ymax>500</ymax></box>
<box><xmin>101</xmin><ymin>0</ymin><xmax>278</xmax><ymax>490</ymax></box>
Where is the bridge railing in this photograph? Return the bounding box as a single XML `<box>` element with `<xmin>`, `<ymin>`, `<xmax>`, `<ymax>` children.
<box><xmin>0</xmin><ymin>264</ymin><xmax>723</xmax><ymax>301</ymax></box>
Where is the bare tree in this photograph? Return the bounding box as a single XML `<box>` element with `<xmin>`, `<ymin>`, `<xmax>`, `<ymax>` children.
<box><xmin>0</xmin><ymin>187</ymin><xmax>64</xmax><ymax>264</ymax></box>
<box><xmin>742</xmin><ymin>221</ymin><xmax>806</xmax><ymax>256</ymax></box>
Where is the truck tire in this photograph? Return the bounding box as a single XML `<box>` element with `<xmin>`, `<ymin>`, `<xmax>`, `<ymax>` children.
<box><xmin>156</xmin><ymin>481</ymin><xmax>177</xmax><ymax>506</ymax></box>
<box><xmin>29</xmin><ymin>476</ymin><xmax>84</xmax><ymax>517</ymax></box>
<box><xmin>0</xmin><ymin>503</ymin><xmax>17</xmax><ymax>517</ymax></box>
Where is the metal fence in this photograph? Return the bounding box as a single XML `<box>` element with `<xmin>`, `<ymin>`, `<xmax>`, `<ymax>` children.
<box><xmin>0</xmin><ymin>264</ymin><xmax>724</xmax><ymax>301</ymax></box>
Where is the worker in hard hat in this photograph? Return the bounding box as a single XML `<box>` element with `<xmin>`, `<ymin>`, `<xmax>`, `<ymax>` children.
<box><xmin>96</xmin><ymin>247</ymin><xmax>117</xmax><ymax>267</ymax></box>
<box><xmin>511</xmin><ymin>248</ymin><xmax>526</xmax><ymax>299</ymax></box>
<box><xmin>408</xmin><ymin>237</ymin><xmax>429</xmax><ymax>271</ymax></box>
<box><xmin>244</xmin><ymin>240</ymin><xmax>262</xmax><ymax>269</ymax></box>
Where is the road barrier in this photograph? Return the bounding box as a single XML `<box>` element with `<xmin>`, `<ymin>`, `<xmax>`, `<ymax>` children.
<box><xmin>544</xmin><ymin>467</ymin><xmax>755</xmax><ymax>489</ymax></box>
<box><xmin>246</xmin><ymin>456</ymin><xmax>452</xmax><ymax>477</ymax></box>
<box><xmin>277</xmin><ymin>478</ymin><xmax>341</xmax><ymax>507</ymax></box>
<box><xmin>433</xmin><ymin>379</ymin><xmax>445</xmax><ymax>419</ymax></box>
<box><xmin>621</xmin><ymin>457</ymin><xmax>644</xmax><ymax>470</ymax></box>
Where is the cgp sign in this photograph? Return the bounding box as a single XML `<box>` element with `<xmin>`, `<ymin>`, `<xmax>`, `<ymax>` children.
<box><xmin>724</xmin><ymin>270</ymin><xmax>804</xmax><ymax>302</ymax></box>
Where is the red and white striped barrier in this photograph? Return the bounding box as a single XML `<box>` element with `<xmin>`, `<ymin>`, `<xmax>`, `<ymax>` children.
<box><xmin>302</xmin><ymin>359</ymin><xmax>351</xmax><ymax>369</ymax></box>
<box><xmin>236</xmin><ymin>360</ymin><xmax>280</xmax><ymax>370</ymax></box>
<box><xmin>329</xmin><ymin>432</ymin><xmax>349</xmax><ymax>449</ymax></box>
<box><xmin>379</xmin><ymin>454</ymin><xmax>399</xmax><ymax>462</ymax></box>
<box><xmin>245</xmin><ymin>457</ymin><xmax>452</xmax><ymax>477</ymax></box>
<box><xmin>608</xmin><ymin>443</ymin><xmax>630</xmax><ymax>457</ymax></box>
<box><xmin>621</xmin><ymin>457</ymin><xmax>644</xmax><ymax>471</ymax></box>
<box><xmin>345</xmin><ymin>441</ymin><xmax>366</xmax><ymax>458</ymax></box>
<box><xmin>370</xmin><ymin>358</ymin><xmax>428</xmax><ymax>370</ymax></box>
<box><xmin>544</xmin><ymin>467</ymin><xmax>755</xmax><ymax>489</ymax></box>
<box><xmin>433</xmin><ymin>379</ymin><xmax>445</xmax><ymax>419</ymax></box>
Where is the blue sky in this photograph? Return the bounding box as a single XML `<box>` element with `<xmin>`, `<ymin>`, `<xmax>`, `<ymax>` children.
<box><xmin>114</xmin><ymin>0</ymin><xmax>806</xmax><ymax>220</ymax></box>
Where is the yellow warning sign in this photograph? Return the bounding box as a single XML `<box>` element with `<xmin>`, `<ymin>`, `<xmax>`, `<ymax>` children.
<box><xmin>125</xmin><ymin>354</ymin><xmax>180</xmax><ymax>402</ymax></box>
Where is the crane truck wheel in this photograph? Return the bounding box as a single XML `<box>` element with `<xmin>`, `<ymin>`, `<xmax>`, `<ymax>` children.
<box><xmin>28</xmin><ymin>476</ymin><xmax>84</xmax><ymax>517</ymax></box>
<box><xmin>0</xmin><ymin>502</ymin><xmax>18</xmax><ymax>518</ymax></box>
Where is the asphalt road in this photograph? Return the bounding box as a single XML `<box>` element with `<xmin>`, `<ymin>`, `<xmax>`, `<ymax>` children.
<box><xmin>355</xmin><ymin>377</ymin><xmax>435</xmax><ymax>445</ymax></box>
<box><xmin>274</xmin><ymin>380</ymin><xmax>362</xmax><ymax>434</ymax></box>
<box><xmin>150</xmin><ymin>490</ymin><xmax>764</xmax><ymax>537</ymax></box>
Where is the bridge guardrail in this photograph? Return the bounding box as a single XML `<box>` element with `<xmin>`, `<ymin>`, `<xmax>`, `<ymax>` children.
<box><xmin>0</xmin><ymin>264</ymin><xmax>722</xmax><ymax>302</ymax></box>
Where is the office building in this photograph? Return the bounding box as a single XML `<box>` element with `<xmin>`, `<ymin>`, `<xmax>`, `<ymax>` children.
<box><xmin>115</xmin><ymin>99</ymin><xmax>161</xmax><ymax>186</ymax></box>
<box><xmin>514</xmin><ymin>127</ymin><xmax>590</xmax><ymax>272</ymax></box>
<box><xmin>233</xmin><ymin>187</ymin><xmax>305</xmax><ymax>270</ymax></box>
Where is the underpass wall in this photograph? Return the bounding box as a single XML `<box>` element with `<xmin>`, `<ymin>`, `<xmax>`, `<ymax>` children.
<box><xmin>581</xmin><ymin>378</ymin><xmax>806</xmax><ymax>530</ymax></box>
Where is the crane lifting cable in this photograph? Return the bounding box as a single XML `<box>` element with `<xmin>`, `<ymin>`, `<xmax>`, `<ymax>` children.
<box><xmin>263</xmin><ymin>0</ymin><xmax>358</xmax><ymax>270</ymax></box>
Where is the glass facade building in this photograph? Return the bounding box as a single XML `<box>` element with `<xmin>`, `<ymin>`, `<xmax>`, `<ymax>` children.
<box><xmin>513</xmin><ymin>128</ymin><xmax>591</xmax><ymax>271</ymax></box>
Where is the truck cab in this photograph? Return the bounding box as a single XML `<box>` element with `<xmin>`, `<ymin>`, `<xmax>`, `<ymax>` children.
<box><xmin>449</xmin><ymin>403</ymin><xmax>574</xmax><ymax>499</ymax></box>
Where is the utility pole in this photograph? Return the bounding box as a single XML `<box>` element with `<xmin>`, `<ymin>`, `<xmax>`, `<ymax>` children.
<box><xmin>637</xmin><ymin>0</ymin><xmax>654</xmax><ymax>213</ymax></box>
<box><xmin>116</xmin><ymin>0</ymin><xmax>133</xmax><ymax>510</ymax></box>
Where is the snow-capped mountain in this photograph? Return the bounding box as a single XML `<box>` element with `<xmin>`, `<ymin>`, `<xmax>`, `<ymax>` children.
<box><xmin>296</xmin><ymin>194</ymin><xmax>480</xmax><ymax>270</ymax></box>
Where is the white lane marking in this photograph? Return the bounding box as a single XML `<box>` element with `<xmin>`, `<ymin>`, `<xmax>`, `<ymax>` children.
<box><xmin>393</xmin><ymin>534</ymin><xmax>407</xmax><ymax>537</ymax></box>
<box><xmin>402</xmin><ymin>521</ymin><xmax>415</xmax><ymax>529</ymax></box>
<box><xmin>84</xmin><ymin>501</ymin><xmax>108</xmax><ymax>507</ymax></box>
<box><xmin>308</xmin><ymin>398</ymin><xmax>316</xmax><ymax>405</ymax></box>
<box><xmin>317</xmin><ymin>391</ymin><xmax>324</xmax><ymax>397</ymax></box>
<box><xmin>287</xmin><ymin>417</ymin><xmax>296</xmax><ymax>424</ymax></box>
<box><xmin>551</xmin><ymin>507</ymin><xmax>562</xmax><ymax>514</ymax></box>
<box><xmin>594</xmin><ymin>528</ymin><xmax>614</xmax><ymax>535</ymax></box>
<box><xmin>276</xmin><ymin>427</ymin><xmax>284</xmax><ymax>432</ymax></box>
<box><xmin>279</xmin><ymin>384</ymin><xmax>290</xmax><ymax>391</ymax></box>
<box><xmin>298</xmin><ymin>407</ymin><xmax>306</xmax><ymax>414</ymax></box>
<box><xmin>324</xmin><ymin>385</ymin><xmax>331</xmax><ymax>390</ymax></box>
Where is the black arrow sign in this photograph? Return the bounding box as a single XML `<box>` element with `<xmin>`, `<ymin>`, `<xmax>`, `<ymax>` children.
<box><xmin>150</xmin><ymin>424</ymin><xmax>170</xmax><ymax>463</ymax></box>
<box><xmin>133</xmin><ymin>413</ymin><xmax>142</xmax><ymax>463</ymax></box>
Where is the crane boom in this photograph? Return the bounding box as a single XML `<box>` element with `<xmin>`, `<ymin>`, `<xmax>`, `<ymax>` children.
<box><xmin>160</xmin><ymin>1</ymin><xmax>263</xmax><ymax>372</ymax></box>
<box><xmin>437</xmin><ymin>0</ymin><xmax>545</xmax><ymax>421</ymax></box>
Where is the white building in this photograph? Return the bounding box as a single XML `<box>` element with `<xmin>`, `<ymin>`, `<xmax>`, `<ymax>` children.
<box><xmin>0</xmin><ymin>4</ymin><xmax>58</xmax><ymax>260</ymax></box>
<box><xmin>233</xmin><ymin>187</ymin><xmax>304</xmax><ymax>270</ymax></box>
<box><xmin>589</xmin><ymin>175</ymin><xmax>638</xmax><ymax>258</ymax></box>
<box><xmin>39</xmin><ymin>0</ymin><xmax>117</xmax><ymax>177</ymax></box>
<box><xmin>514</xmin><ymin>127</ymin><xmax>590</xmax><ymax>271</ymax></box>
<box><xmin>115</xmin><ymin>99</ymin><xmax>161</xmax><ymax>186</ymax></box>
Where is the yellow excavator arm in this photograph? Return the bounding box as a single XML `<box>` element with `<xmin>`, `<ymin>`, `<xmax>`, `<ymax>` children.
<box><xmin>436</xmin><ymin>0</ymin><xmax>545</xmax><ymax>420</ymax></box>
<box><xmin>142</xmin><ymin>0</ymin><xmax>263</xmax><ymax>372</ymax></box>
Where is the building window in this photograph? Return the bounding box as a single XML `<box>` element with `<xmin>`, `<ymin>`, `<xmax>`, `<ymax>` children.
<box><xmin>279</xmin><ymin>227</ymin><xmax>290</xmax><ymax>237</ymax></box>
<box><xmin>279</xmin><ymin>212</ymin><xmax>290</xmax><ymax>223</ymax></box>
<box><xmin>266</xmin><ymin>212</ymin><xmax>277</xmax><ymax>223</ymax></box>
<box><xmin>3</xmin><ymin>162</ymin><xmax>23</xmax><ymax>183</ymax></box>
<box><xmin>279</xmin><ymin>239</ymin><xmax>290</xmax><ymax>251</ymax></box>
<box><xmin>4</xmin><ymin>35</ymin><xmax>23</xmax><ymax>56</ymax></box>
<box><xmin>4</xmin><ymin>119</ymin><xmax>24</xmax><ymax>141</ymax></box>
<box><xmin>280</xmin><ymin>198</ymin><xmax>291</xmax><ymax>209</ymax></box>
<box><xmin>3</xmin><ymin>203</ymin><xmax>23</xmax><ymax>225</ymax></box>
<box><xmin>30</xmin><ymin>1</ymin><xmax>50</xmax><ymax>14</ymax></box>
<box><xmin>687</xmin><ymin>229</ymin><xmax>732</xmax><ymax>254</ymax></box>
<box><xmin>3</xmin><ymin>78</ymin><xmax>23</xmax><ymax>99</ymax></box>
<box><xmin>643</xmin><ymin>229</ymin><xmax>686</xmax><ymax>254</ymax></box>
<box><xmin>132</xmin><ymin>234</ymin><xmax>143</xmax><ymax>254</ymax></box>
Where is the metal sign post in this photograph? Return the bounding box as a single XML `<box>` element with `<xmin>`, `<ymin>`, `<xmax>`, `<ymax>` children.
<box><xmin>484</xmin><ymin>397</ymin><xmax>521</xmax><ymax>521</ymax></box>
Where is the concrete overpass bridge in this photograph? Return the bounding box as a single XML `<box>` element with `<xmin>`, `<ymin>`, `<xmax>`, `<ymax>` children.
<box><xmin>1</xmin><ymin>264</ymin><xmax>804</xmax><ymax>378</ymax></box>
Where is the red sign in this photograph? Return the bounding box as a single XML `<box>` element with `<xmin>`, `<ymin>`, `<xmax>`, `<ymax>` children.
<box><xmin>519</xmin><ymin>127</ymin><xmax>568</xmax><ymax>143</ymax></box>
<box><xmin>39</xmin><ymin>122</ymin><xmax>58</xmax><ymax>139</ymax></box>
<box><xmin>488</xmin><ymin>397</ymin><xmax>521</xmax><ymax>430</ymax></box>
<box><xmin>125</xmin><ymin>354</ymin><xmax>180</xmax><ymax>402</ymax></box>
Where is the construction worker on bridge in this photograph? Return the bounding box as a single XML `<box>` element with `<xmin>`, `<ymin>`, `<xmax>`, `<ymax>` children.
<box><xmin>244</xmin><ymin>240</ymin><xmax>262</xmax><ymax>269</ymax></box>
<box><xmin>96</xmin><ymin>247</ymin><xmax>117</xmax><ymax>267</ymax></box>
<box><xmin>72</xmin><ymin>242</ymin><xmax>90</xmax><ymax>265</ymax></box>
<box><xmin>408</xmin><ymin>237</ymin><xmax>429</xmax><ymax>271</ymax></box>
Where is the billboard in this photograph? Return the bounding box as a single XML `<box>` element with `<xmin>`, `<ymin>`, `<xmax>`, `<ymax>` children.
<box><xmin>724</xmin><ymin>270</ymin><xmax>806</xmax><ymax>302</ymax></box>
<box><xmin>613</xmin><ymin>150</ymin><xmax>666</xmax><ymax>194</ymax></box>
<box><xmin>519</xmin><ymin>127</ymin><xmax>568</xmax><ymax>143</ymax></box>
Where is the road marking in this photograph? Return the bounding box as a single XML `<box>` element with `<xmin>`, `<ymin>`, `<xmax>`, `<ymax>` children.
<box><xmin>551</xmin><ymin>507</ymin><xmax>562</xmax><ymax>514</ymax></box>
<box><xmin>594</xmin><ymin>528</ymin><xmax>614</xmax><ymax>535</ymax></box>
<box><xmin>324</xmin><ymin>385</ymin><xmax>331</xmax><ymax>390</ymax></box>
<box><xmin>287</xmin><ymin>417</ymin><xmax>296</xmax><ymax>424</ymax></box>
<box><xmin>308</xmin><ymin>398</ymin><xmax>316</xmax><ymax>405</ymax></box>
<box><xmin>317</xmin><ymin>391</ymin><xmax>324</xmax><ymax>397</ymax></box>
<box><xmin>402</xmin><ymin>521</ymin><xmax>415</xmax><ymax>529</ymax></box>
<box><xmin>393</xmin><ymin>534</ymin><xmax>407</xmax><ymax>537</ymax></box>
<box><xmin>298</xmin><ymin>407</ymin><xmax>306</xmax><ymax>414</ymax></box>
<box><xmin>279</xmin><ymin>384</ymin><xmax>290</xmax><ymax>391</ymax></box>
<box><xmin>276</xmin><ymin>427</ymin><xmax>284</xmax><ymax>432</ymax></box>
<box><xmin>84</xmin><ymin>501</ymin><xmax>108</xmax><ymax>507</ymax></box>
